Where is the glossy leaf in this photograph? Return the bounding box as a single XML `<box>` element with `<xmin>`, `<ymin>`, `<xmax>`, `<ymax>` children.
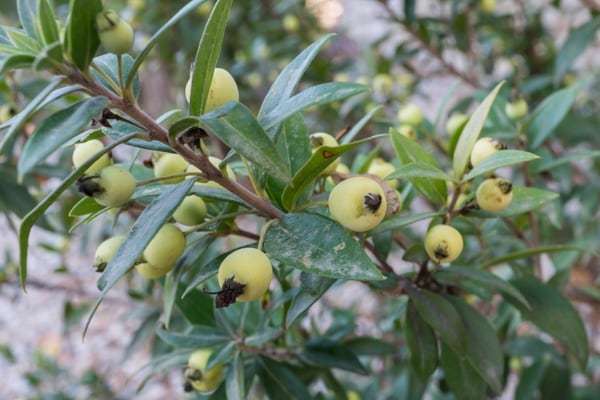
<box><xmin>226</xmin><ymin>352</ymin><xmax>245</xmax><ymax>400</ymax></box>
<box><xmin>256</xmin><ymin>356</ymin><xmax>312</xmax><ymax>400</ymax></box>
<box><xmin>125</xmin><ymin>0</ymin><xmax>208</xmax><ymax>89</ymax></box>
<box><xmin>200</xmin><ymin>101</ymin><xmax>290</xmax><ymax>182</ymax></box>
<box><xmin>17</xmin><ymin>0</ymin><xmax>40</xmax><ymax>40</ymax></box>
<box><xmin>64</xmin><ymin>0</ymin><xmax>102</xmax><ymax>71</ymax></box>
<box><xmin>479</xmin><ymin>244</ymin><xmax>583</xmax><ymax>270</ymax></box>
<box><xmin>446</xmin><ymin>297</ymin><xmax>504</xmax><ymax>393</ymax></box>
<box><xmin>32</xmin><ymin>42</ymin><xmax>63</xmax><ymax>71</ymax></box>
<box><xmin>18</xmin><ymin>96</ymin><xmax>108</xmax><ymax>177</ymax></box>
<box><xmin>101</xmin><ymin>120</ymin><xmax>171</xmax><ymax>152</ymax></box>
<box><xmin>437</xmin><ymin>265</ymin><xmax>529</xmax><ymax>309</ymax></box>
<box><xmin>188</xmin><ymin>0</ymin><xmax>232</xmax><ymax>116</ymax></box>
<box><xmin>407</xmin><ymin>286</ymin><xmax>466</xmax><ymax>356</ymax></box>
<box><xmin>0</xmin><ymin>53</ymin><xmax>35</xmax><ymax>74</ymax></box>
<box><xmin>300</xmin><ymin>339</ymin><xmax>368</xmax><ymax>375</ymax></box>
<box><xmin>18</xmin><ymin>133</ymin><xmax>138</xmax><ymax>289</ymax></box>
<box><xmin>386</xmin><ymin>162</ymin><xmax>456</xmax><ymax>182</ymax></box>
<box><xmin>258</xmin><ymin>34</ymin><xmax>333</xmax><ymax>123</ymax></box>
<box><xmin>4</xmin><ymin>26</ymin><xmax>40</xmax><ymax>53</ymax></box>
<box><xmin>509</xmin><ymin>277</ymin><xmax>588</xmax><ymax>368</ymax></box>
<box><xmin>68</xmin><ymin>196</ymin><xmax>104</xmax><ymax>217</ymax></box>
<box><xmin>38</xmin><ymin>0</ymin><xmax>59</xmax><ymax>45</ymax></box>
<box><xmin>463</xmin><ymin>150</ymin><xmax>539</xmax><ymax>181</ymax></box>
<box><xmin>390</xmin><ymin>128</ymin><xmax>447</xmax><ymax>204</ymax></box>
<box><xmin>526</xmin><ymin>84</ymin><xmax>579</xmax><ymax>149</ymax></box>
<box><xmin>440</xmin><ymin>342</ymin><xmax>487</xmax><ymax>400</ymax></box>
<box><xmin>553</xmin><ymin>18</ymin><xmax>600</xmax><ymax>85</ymax></box>
<box><xmin>281</xmin><ymin>134</ymin><xmax>384</xmax><ymax>211</ymax></box>
<box><xmin>261</xmin><ymin>82</ymin><xmax>368</xmax><ymax>131</ymax></box>
<box><xmin>286</xmin><ymin>275</ymin><xmax>335</xmax><ymax>327</ymax></box>
<box><xmin>97</xmin><ymin>179</ymin><xmax>195</xmax><ymax>293</ymax></box>
<box><xmin>405</xmin><ymin>300</ymin><xmax>438</xmax><ymax>381</ymax></box>
<box><xmin>263</xmin><ymin>213</ymin><xmax>385</xmax><ymax>281</ymax></box>
<box><xmin>452</xmin><ymin>81</ymin><xmax>504</xmax><ymax>180</ymax></box>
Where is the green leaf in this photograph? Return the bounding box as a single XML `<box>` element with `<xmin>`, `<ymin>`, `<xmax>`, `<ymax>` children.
<box><xmin>472</xmin><ymin>186</ymin><xmax>558</xmax><ymax>218</ymax></box>
<box><xmin>405</xmin><ymin>300</ymin><xmax>438</xmax><ymax>381</ymax></box>
<box><xmin>463</xmin><ymin>150</ymin><xmax>539</xmax><ymax>181</ymax></box>
<box><xmin>515</xmin><ymin>357</ymin><xmax>549</xmax><ymax>400</ymax></box>
<box><xmin>373</xmin><ymin>211</ymin><xmax>443</xmax><ymax>235</ymax></box>
<box><xmin>256</xmin><ymin>356</ymin><xmax>312</xmax><ymax>400</ymax></box>
<box><xmin>37</xmin><ymin>0</ymin><xmax>59</xmax><ymax>45</ymax></box>
<box><xmin>553</xmin><ymin>19</ymin><xmax>600</xmax><ymax>85</ymax></box>
<box><xmin>479</xmin><ymin>244</ymin><xmax>583</xmax><ymax>270</ymax></box>
<box><xmin>18</xmin><ymin>0</ymin><xmax>40</xmax><ymax>40</ymax></box>
<box><xmin>530</xmin><ymin>150</ymin><xmax>600</xmax><ymax>173</ymax></box>
<box><xmin>299</xmin><ymin>339</ymin><xmax>368</xmax><ymax>375</ymax></box>
<box><xmin>386</xmin><ymin>162</ymin><xmax>456</xmax><ymax>182</ymax></box>
<box><xmin>200</xmin><ymin>102</ymin><xmax>291</xmax><ymax>182</ymax></box>
<box><xmin>101</xmin><ymin>119</ymin><xmax>171</xmax><ymax>152</ymax></box>
<box><xmin>167</xmin><ymin>116</ymin><xmax>201</xmax><ymax>144</ymax></box>
<box><xmin>263</xmin><ymin>213</ymin><xmax>385</xmax><ymax>281</ymax></box>
<box><xmin>4</xmin><ymin>27</ymin><xmax>41</xmax><ymax>53</ymax></box>
<box><xmin>452</xmin><ymin>81</ymin><xmax>504</xmax><ymax>179</ymax></box>
<box><xmin>286</xmin><ymin>275</ymin><xmax>335</xmax><ymax>328</ymax></box>
<box><xmin>261</xmin><ymin>82</ymin><xmax>368</xmax><ymax>131</ymax></box>
<box><xmin>440</xmin><ymin>342</ymin><xmax>487</xmax><ymax>400</ymax></box>
<box><xmin>407</xmin><ymin>287</ymin><xmax>466</xmax><ymax>356</ymax></box>
<box><xmin>19</xmin><ymin>133</ymin><xmax>138</xmax><ymax>290</ymax></box>
<box><xmin>437</xmin><ymin>265</ymin><xmax>529</xmax><ymax>310</ymax></box>
<box><xmin>125</xmin><ymin>0</ymin><xmax>208</xmax><ymax>89</ymax></box>
<box><xmin>509</xmin><ymin>277</ymin><xmax>589</xmax><ymax>368</ymax></box>
<box><xmin>445</xmin><ymin>296</ymin><xmax>504</xmax><ymax>393</ymax></box>
<box><xmin>258</xmin><ymin>34</ymin><xmax>333</xmax><ymax>123</ymax></box>
<box><xmin>176</xmin><ymin>288</ymin><xmax>215</xmax><ymax>325</ymax></box>
<box><xmin>68</xmin><ymin>196</ymin><xmax>104</xmax><ymax>217</ymax></box>
<box><xmin>390</xmin><ymin>128</ymin><xmax>447</xmax><ymax>204</ymax></box>
<box><xmin>97</xmin><ymin>179</ymin><xmax>195</xmax><ymax>293</ymax></box>
<box><xmin>0</xmin><ymin>53</ymin><xmax>36</xmax><ymax>73</ymax></box>
<box><xmin>32</xmin><ymin>41</ymin><xmax>63</xmax><ymax>71</ymax></box>
<box><xmin>17</xmin><ymin>96</ymin><xmax>108</xmax><ymax>177</ymax></box>
<box><xmin>92</xmin><ymin>53</ymin><xmax>140</xmax><ymax>97</ymax></box>
<box><xmin>64</xmin><ymin>0</ymin><xmax>102</xmax><ymax>71</ymax></box>
<box><xmin>526</xmin><ymin>84</ymin><xmax>579</xmax><ymax>149</ymax></box>
<box><xmin>156</xmin><ymin>325</ymin><xmax>230</xmax><ymax>348</ymax></box>
<box><xmin>281</xmin><ymin>134</ymin><xmax>385</xmax><ymax>211</ymax></box>
<box><xmin>226</xmin><ymin>352</ymin><xmax>245</xmax><ymax>400</ymax></box>
<box><xmin>188</xmin><ymin>0</ymin><xmax>232</xmax><ymax>115</ymax></box>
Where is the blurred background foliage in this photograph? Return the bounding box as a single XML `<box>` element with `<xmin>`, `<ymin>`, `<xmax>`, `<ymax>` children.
<box><xmin>1</xmin><ymin>0</ymin><xmax>600</xmax><ymax>398</ymax></box>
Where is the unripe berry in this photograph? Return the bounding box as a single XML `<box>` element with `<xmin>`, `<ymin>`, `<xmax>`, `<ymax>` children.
<box><xmin>96</xmin><ymin>10</ymin><xmax>134</xmax><ymax>55</ymax></box>
<box><xmin>372</xmin><ymin>73</ymin><xmax>394</xmax><ymax>96</ymax></box>
<box><xmin>173</xmin><ymin>195</ymin><xmax>207</xmax><ymax>226</ymax></box>
<box><xmin>185</xmin><ymin>68</ymin><xmax>239</xmax><ymax>112</ymax></box>
<box><xmin>72</xmin><ymin>139</ymin><xmax>112</xmax><ymax>175</ymax></box>
<box><xmin>153</xmin><ymin>153</ymin><xmax>188</xmax><ymax>184</ymax></box>
<box><xmin>134</xmin><ymin>261</ymin><xmax>172</xmax><ymax>279</ymax></box>
<box><xmin>470</xmin><ymin>137</ymin><xmax>506</xmax><ymax>167</ymax></box>
<box><xmin>77</xmin><ymin>166</ymin><xmax>136</xmax><ymax>207</ymax></box>
<box><xmin>397</xmin><ymin>103</ymin><xmax>423</xmax><ymax>126</ymax></box>
<box><xmin>424</xmin><ymin>224</ymin><xmax>464</xmax><ymax>263</ymax></box>
<box><xmin>328</xmin><ymin>177</ymin><xmax>387</xmax><ymax>232</ymax></box>
<box><xmin>505</xmin><ymin>99</ymin><xmax>528</xmax><ymax>120</ymax></box>
<box><xmin>283</xmin><ymin>14</ymin><xmax>300</xmax><ymax>33</ymax></box>
<box><xmin>143</xmin><ymin>224</ymin><xmax>186</xmax><ymax>270</ymax></box>
<box><xmin>367</xmin><ymin>158</ymin><xmax>398</xmax><ymax>187</ymax></box>
<box><xmin>93</xmin><ymin>235</ymin><xmax>126</xmax><ymax>272</ymax></box>
<box><xmin>445</xmin><ymin>112</ymin><xmax>468</xmax><ymax>137</ymax></box>
<box><xmin>397</xmin><ymin>124</ymin><xmax>416</xmax><ymax>140</ymax></box>
<box><xmin>476</xmin><ymin>177</ymin><xmax>513</xmax><ymax>211</ymax></box>
<box><xmin>310</xmin><ymin>132</ymin><xmax>340</xmax><ymax>176</ymax></box>
<box><xmin>184</xmin><ymin>349</ymin><xmax>224</xmax><ymax>393</ymax></box>
<box><xmin>217</xmin><ymin>248</ymin><xmax>273</xmax><ymax>306</ymax></box>
<box><xmin>479</xmin><ymin>0</ymin><xmax>496</xmax><ymax>14</ymax></box>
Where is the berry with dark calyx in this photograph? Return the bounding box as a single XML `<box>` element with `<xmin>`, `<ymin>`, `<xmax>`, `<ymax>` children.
<box><xmin>77</xmin><ymin>166</ymin><xmax>136</xmax><ymax>208</ymax></box>
<box><xmin>183</xmin><ymin>349</ymin><xmax>224</xmax><ymax>393</ymax></box>
<box><xmin>470</xmin><ymin>137</ymin><xmax>506</xmax><ymax>167</ymax></box>
<box><xmin>72</xmin><ymin>139</ymin><xmax>112</xmax><ymax>175</ymax></box>
<box><xmin>424</xmin><ymin>224</ymin><xmax>464</xmax><ymax>264</ymax></box>
<box><xmin>476</xmin><ymin>177</ymin><xmax>513</xmax><ymax>211</ymax></box>
<box><xmin>93</xmin><ymin>235</ymin><xmax>125</xmax><ymax>272</ymax></box>
<box><xmin>328</xmin><ymin>176</ymin><xmax>387</xmax><ymax>232</ymax></box>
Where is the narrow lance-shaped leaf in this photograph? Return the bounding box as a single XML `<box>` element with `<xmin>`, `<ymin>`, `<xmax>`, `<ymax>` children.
<box><xmin>188</xmin><ymin>0</ymin><xmax>233</xmax><ymax>116</ymax></box>
<box><xmin>256</xmin><ymin>356</ymin><xmax>312</xmax><ymax>400</ymax></box>
<box><xmin>125</xmin><ymin>0</ymin><xmax>208</xmax><ymax>89</ymax></box>
<box><xmin>263</xmin><ymin>213</ymin><xmax>385</xmax><ymax>281</ymax></box>
<box><xmin>97</xmin><ymin>178</ymin><xmax>195</xmax><ymax>293</ymax></box>
<box><xmin>38</xmin><ymin>0</ymin><xmax>60</xmax><ymax>45</ymax></box>
<box><xmin>479</xmin><ymin>244</ymin><xmax>583</xmax><ymax>270</ymax></box>
<box><xmin>18</xmin><ymin>132</ymin><xmax>139</xmax><ymax>290</ymax></box>
<box><xmin>226</xmin><ymin>352</ymin><xmax>245</xmax><ymax>400</ymax></box>
<box><xmin>553</xmin><ymin>18</ymin><xmax>600</xmax><ymax>85</ymax></box>
<box><xmin>156</xmin><ymin>325</ymin><xmax>230</xmax><ymax>348</ymax></box>
<box><xmin>64</xmin><ymin>0</ymin><xmax>102</xmax><ymax>71</ymax></box>
<box><xmin>200</xmin><ymin>101</ymin><xmax>291</xmax><ymax>182</ymax></box>
<box><xmin>405</xmin><ymin>300</ymin><xmax>439</xmax><ymax>381</ymax></box>
<box><xmin>452</xmin><ymin>81</ymin><xmax>504</xmax><ymax>180</ymax></box>
<box><xmin>299</xmin><ymin>339</ymin><xmax>368</xmax><ymax>375</ymax></box>
<box><xmin>258</xmin><ymin>34</ymin><xmax>334</xmax><ymax>122</ymax></box>
<box><xmin>509</xmin><ymin>277</ymin><xmax>589</xmax><ymax>369</ymax></box>
<box><xmin>440</xmin><ymin>342</ymin><xmax>487</xmax><ymax>400</ymax></box>
<box><xmin>17</xmin><ymin>0</ymin><xmax>40</xmax><ymax>40</ymax></box>
<box><xmin>262</xmin><ymin>82</ymin><xmax>368</xmax><ymax>131</ymax></box>
<box><xmin>462</xmin><ymin>150</ymin><xmax>539</xmax><ymax>182</ymax></box>
<box><xmin>386</xmin><ymin>162</ymin><xmax>456</xmax><ymax>182</ymax></box>
<box><xmin>18</xmin><ymin>96</ymin><xmax>108</xmax><ymax>178</ymax></box>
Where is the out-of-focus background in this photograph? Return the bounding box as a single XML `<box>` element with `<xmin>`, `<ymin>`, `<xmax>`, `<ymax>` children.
<box><xmin>1</xmin><ymin>0</ymin><xmax>600</xmax><ymax>398</ymax></box>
